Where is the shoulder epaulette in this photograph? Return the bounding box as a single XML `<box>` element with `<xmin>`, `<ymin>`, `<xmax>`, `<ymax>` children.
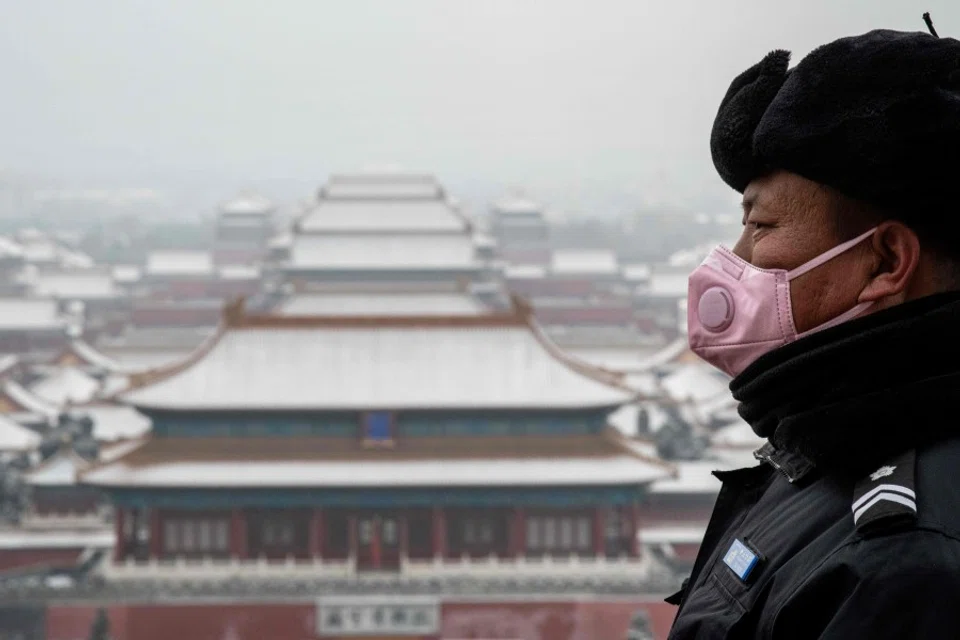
<box><xmin>852</xmin><ymin>449</ymin><xmax>917</xmax><ymax>533</ymax></box>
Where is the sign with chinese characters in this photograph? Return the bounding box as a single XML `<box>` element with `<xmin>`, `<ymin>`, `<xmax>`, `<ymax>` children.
<box><xmin>316</xmin><ymin>595</ymin><xmax>440</xmax><ymax>636</ymax></box>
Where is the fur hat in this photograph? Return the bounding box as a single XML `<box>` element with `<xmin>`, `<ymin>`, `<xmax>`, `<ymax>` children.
<box><xmin>711</xmin><ymin>28</ymin><xmax>960</xmax><ymax>236</ymax></box>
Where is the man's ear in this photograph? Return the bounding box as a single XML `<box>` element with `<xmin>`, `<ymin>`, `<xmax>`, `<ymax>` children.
<box><xmin>857</xmin><ymin>221</ymin><xmax>921</xmax><ymax>304</ymax></box>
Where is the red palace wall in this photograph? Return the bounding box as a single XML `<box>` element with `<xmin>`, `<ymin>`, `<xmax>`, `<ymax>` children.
<box><xmin>0</xmin><ymin>549</ymin><xmax>81</xmax><ymax>571</ymax></box>
<box><xmin>46</xmin><ymin>598</ymin><xmax>678</xmax><ymax>640</ymax></box>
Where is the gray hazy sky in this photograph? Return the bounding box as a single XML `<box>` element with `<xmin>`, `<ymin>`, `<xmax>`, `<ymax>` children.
<box><xmin>0</xmin><ymin>0</ymin><xmax>955</xmax><ymax>213</ymax></box>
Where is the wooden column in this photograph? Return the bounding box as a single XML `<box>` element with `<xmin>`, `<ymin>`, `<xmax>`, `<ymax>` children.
<box><xmin>509</xmin><ymin>507</ymin><xmax>526</xmax><ymax>558</ymax></box>
<box><xmin>593</xmin><ymin>507</ymin><xmax>606</xmax><ymax>557</ymax></box>
<box><xmin>148</xmin><ymin>509</ymin><xmax>163</xmax><ymax>559</ymax></box>
<box><xmin>399</xmin><ymin>513</ymin><xmax>408</xmax><ymax>561</ymax></box>
<box><xmin>113</xmin><ymin>507</ymin><xmax>126</xmax><ymax>563</ymax></box>
<box><xmin>629</xmin><ymin>502</ymin><xmax>640</xmax><ymax>557</ymax></box>
<box><xmin>371</xmin><ymin>518</ymin><xmax>382</xmax><ymax>569</ymax></box>
<box><xmin>309</xmin><ymin>509</ymin><xmax>324</xmax><ymax>558</ymax></box>
<box><xmin>348</xmin><ymin>514</ymin><xmax>358</xmax><ymax>559</ymax></box>
<box><xmin>231</xmin><ymin>509</ymin><xmax>248</xmax><ymax>560</ymax></box>
<box><xmin>432</xmin><ymin>506</ymin><xmax>446</xmax><ymax>559</ymax></box>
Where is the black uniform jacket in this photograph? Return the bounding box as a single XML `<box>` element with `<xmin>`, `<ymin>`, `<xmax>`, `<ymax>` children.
<box><xmin>667</xmin><ymin>292</ymin><xmax>960</xmax><ymax>639</ymax></box>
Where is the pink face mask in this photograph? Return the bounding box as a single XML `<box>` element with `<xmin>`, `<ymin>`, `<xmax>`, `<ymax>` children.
<box><xmin>687</xmin><ymin>228</ymin><xmax>877</xmax><ymax>377</ymax></box>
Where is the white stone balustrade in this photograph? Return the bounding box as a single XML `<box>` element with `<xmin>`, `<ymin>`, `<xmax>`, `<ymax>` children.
<box><xmin>100</xmin><ymin>553</ymin><xmax>650</xmax><ymax>582</ymax></box>
<box><xmin>402</xmin><ymin>553</ymin><xmax>649</xmax><ymax>579</ymax></box>
<box><xmin>101</xmin><ymin>555</ymin><xmax>355</xmax><ymax>581</ymax></box>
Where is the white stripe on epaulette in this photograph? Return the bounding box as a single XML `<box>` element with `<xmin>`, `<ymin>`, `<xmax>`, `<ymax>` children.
<box><xmin>852</xmin><ymin>483</ymin><xmax>916</xmax><ymax>512</ymax></box>
<box><xmin>853</xmin><ymin>492</ymin><xmax>918</xmax><ymax>524</ymax></box>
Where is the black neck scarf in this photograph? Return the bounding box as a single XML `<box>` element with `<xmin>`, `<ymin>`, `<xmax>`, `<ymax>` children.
<box><xmin>731</xmin><ymin>291</ymin><xmax>960</xmax><ymax>476</ymax></box>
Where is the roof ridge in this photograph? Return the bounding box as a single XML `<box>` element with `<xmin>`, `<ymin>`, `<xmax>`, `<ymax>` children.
<box><xmin>521</xmin><ymin>299</ymin><xmax>636</xmax><ymax>394</ymax></box>
<box><xmin>599</xmin><ymin>426</ymin><xmax>677</xmax><ymax>476</ymax></box>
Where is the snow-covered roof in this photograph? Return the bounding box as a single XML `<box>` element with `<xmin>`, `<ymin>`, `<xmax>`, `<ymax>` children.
<box><xmin>0</xmin><ymin>298</ymin><xmax>64</xmax><ymax>331</ymax></box>
<box><xmin>622</xmin><ymin>263</ymin><xmax>652</xmax><ymax>281</ymax></box>
<box><xmin>647</xmin><ymin>271</ymin><xmax>690</xmax><ymax>297</ymax></box>
<box><xmin>0</xmin><ymin>527</ymin><xmax>114</xmax><ymax>550</ymax></box>
<box><xmin>120</xmin><ymin>311</ymin><xmax>633</xmax><ymax>411</ymax></box>
<box><xmin>71</xmin><ymin>405</ymin><xmax>151</xmax><ymax>442</ymax></box>
<box><xmin>96</xmin><ymin>350</ymin><xmax>190</xmax><ymax>371</ymax></box>
<box><xmin>221</xmin><ymin>192</ymin><xmax>273</xmax><ymax>216</ymax></box>
<box><xmin>650</xmin><ymin>448</ymin><xmax>760</xmax><ymax>496</ymax></box>
<box><xmin>19</xmin><ymin>240</ymin><xmax>58</xmax><ymax>263</ymax></box>
<box><xmin>29</xmin><ymin>367</ymin><xmax>100</xmax><ymax>406</ymax></box>
<box><xmin>83</xmin><ymin>455</ymin><xmax>666</xmax><ymax>488</ymax></box>
<box><xmin>31</xmin><ymin>271</ymin><xmax>119</xmax><ymax>300</ymax></box>
<box><xmin>111</xmin><ymin>265</ymin><xmax>142</xmax><ymax>284</ymax></box>
<box><xmin>145</xmin><ymin>250</ymin><xmax>214</xmax><ymax>277</ymax></box>
<box><xmin>650</xmin><ymin>461</ymin><xmax>723</xmax><ymax>495</ymax></box>
<box><xmin>24</xmin><ymin>452</ymin><xmax>89</xmax><ymax>486</ymax></box>
<box><xmin>268</xmin><ymin>231</ymin><xmax>294</xmax><ymax>250</ymax></box>
<box><xmin>299</xmin><ymin>200</ymin><xmax>467</xmax><ymax>234</ymax></box>
<box><xmin>288</xmin><ymin>234</ymin><xmax>479</xmax><ymax>271</ymax></box>
<box><xmin>0</xmin><ymin>414</ymin><xmax>41</xmax><ymax>452</ymax></box>
<box><xmin>68</xmin><ymin>341</ymin><xmax>143</xmax><ymax>374</ymax></box>
<box><xmin>0</xmin><ymin>236</ymin><xmax>23</xmax><ymax>259</ymax></box>
<box><xmin>633</xmin><ymin>338</ymin><xmax>690</xmax><ymax>372</ymax></box>
<box><xmin>217</xmin><ymin>264</ymin><xmax>261</xmax><ymax>280</ymax></box>
<box><xmin>278</xmin><ymin>292</ymin><xmax>487</xmax><ymax>317</ymax></box>
<box><xmin>58</xmin><ymin>250</ymin><xmax>94</xmax><ymax>269</ymax></box>
<box><xmin>322</xmin><ymin>181</ymin><xmax>443</xmax><ymax>200</ymax></box>
<box><xmin>2</xmin><ymin>380</ymin><xmax>60</xmax><ymax>420</ymax></box>
<box><xmin>711</xmin><ymin>420</ymin><xmax>763</xmax><ymax>449</ymax></box>
<box><xmin>492</xmin><ymin>196</ymin><xmax>543</xmax><ymax>217</ymax></box>
<box><xmin>550</xmin><ymin>249</ymin><xmax>619</xmax><ymax>276</ymax></box>
<box><xmin>562</xmin><ymin>347</ymin><xmax>668</xmax><ymax>374</ymax></box>
<box><xmin>638</xmin><ymin>525</ymin><xmax>707</xmax><ymax>545</ymax></box>
<box><xmin>99</xmin><ymin>326</ymin><xmax>217</xmax><ymax>351</ymax></box>
<box><xmin>660</xmin><ymin>364</ymin><xmax>730</xmax><ymax>404</ymax></box>
<box><xmin>0</xmin><ymin>355</ymin><xmax>18</xmax><ymax>376</ymax></box>
<box><xmin>504</xmin><ymin>264</ymin><xmax>548</xmax><ymax>279</ymax></box>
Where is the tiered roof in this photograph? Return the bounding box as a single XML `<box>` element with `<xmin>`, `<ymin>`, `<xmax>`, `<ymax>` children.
<box><xmin>80</xmin><ymin>298</ymin><xmax>676</xmax><ymax>491</ymax></box>
<box><xmin>118</xmin><ymin>299</ymin><xmax>633</xmax><ymax>411</ymax></box>
<box><xmin>81</xmin><ymin>430</ymin><xmax>668</xmax><ymax>488</ymax></box>
<box><xmin>288</xmin><ymin>172</ymin><xmax>480</xmax><ymax>275</ymax></box>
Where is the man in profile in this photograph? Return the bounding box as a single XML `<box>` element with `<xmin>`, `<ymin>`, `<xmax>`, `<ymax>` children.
<box><xmin>670</xmin><ymin>22</ymin><xmax>960</xmax><ymax>638</ymax></box>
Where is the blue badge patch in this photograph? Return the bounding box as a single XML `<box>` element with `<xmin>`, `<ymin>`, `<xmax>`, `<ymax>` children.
<box><xmin>723</xmin><ymin>539</ymin><xmax>760</xmax><ymax>582</ymax></box>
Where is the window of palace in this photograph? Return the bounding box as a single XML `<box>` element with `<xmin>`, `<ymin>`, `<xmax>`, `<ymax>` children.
<box><xmin>162</xmin><ymin>516</ymin><xmax>230</xmax><ymax>557</ymax></box>
<box><xmin>405</xmin><ymin>509</ymin><xmax>434</xmax><ymax>560</ymax></box>
<box><xmin>362</xmin><ymin>411</ymin><xmax>395</xmax><ymax>446</ymax></box>
<box><xmin>526</xmin><ymin>512</ymin><xmax>593</xmax><ymax>555</ymax></box>
<box><xmin>604</xmin><ymin>507</ymin><xmax>631</xmax><ymax>557</ymax></box>
<box><xmin>447</xmin><ymin>510</ymin><xmax>509</xmax><ymax>557</ymax></box>
<box><xmin>248</xmin><ymin>510</ymin><xmax>309</xmax><ymax>559</ymax></box>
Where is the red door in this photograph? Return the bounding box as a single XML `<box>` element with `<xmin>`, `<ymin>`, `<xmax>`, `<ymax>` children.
<box><xmin>355</xmin><ymin>513</ymin><xmax>402</xmax><ymax>572</ymax></box>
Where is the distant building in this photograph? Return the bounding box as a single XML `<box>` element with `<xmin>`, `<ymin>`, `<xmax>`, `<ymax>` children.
<box><xmin>282</xmin><ymin>172</ymin><xmax>499</xmax><ymax>293</ymax></box>
<box><xmin>0</xmin><ymin>298</ymin><xmax>70</xmax><ymax>359</ymax></box>
<box><xmin>490</xmin><ymin>194</ymin><xmax>552</xmax><ymax>265</ymax></box>
<box><xmin>213</xmin><ymin>191</ymin><xmax>275</xmax><ymax>266</ymax></box>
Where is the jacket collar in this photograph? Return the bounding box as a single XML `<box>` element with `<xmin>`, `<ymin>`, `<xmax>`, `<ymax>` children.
<box><xmin>731</xmin><ymin>291</ymin><xmax>960</xmax><ymax>476</ymax></box>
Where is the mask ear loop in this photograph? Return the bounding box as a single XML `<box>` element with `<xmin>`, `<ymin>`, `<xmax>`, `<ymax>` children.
<box><xmin>786</xmin><ymin>228</ymin><xmax>877</xmax><ymax>281</ymax></box>
<box><xmin>790</xmin><ymin>227</ymin><xmax>878</xmax><ymax>339</ymax></box>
